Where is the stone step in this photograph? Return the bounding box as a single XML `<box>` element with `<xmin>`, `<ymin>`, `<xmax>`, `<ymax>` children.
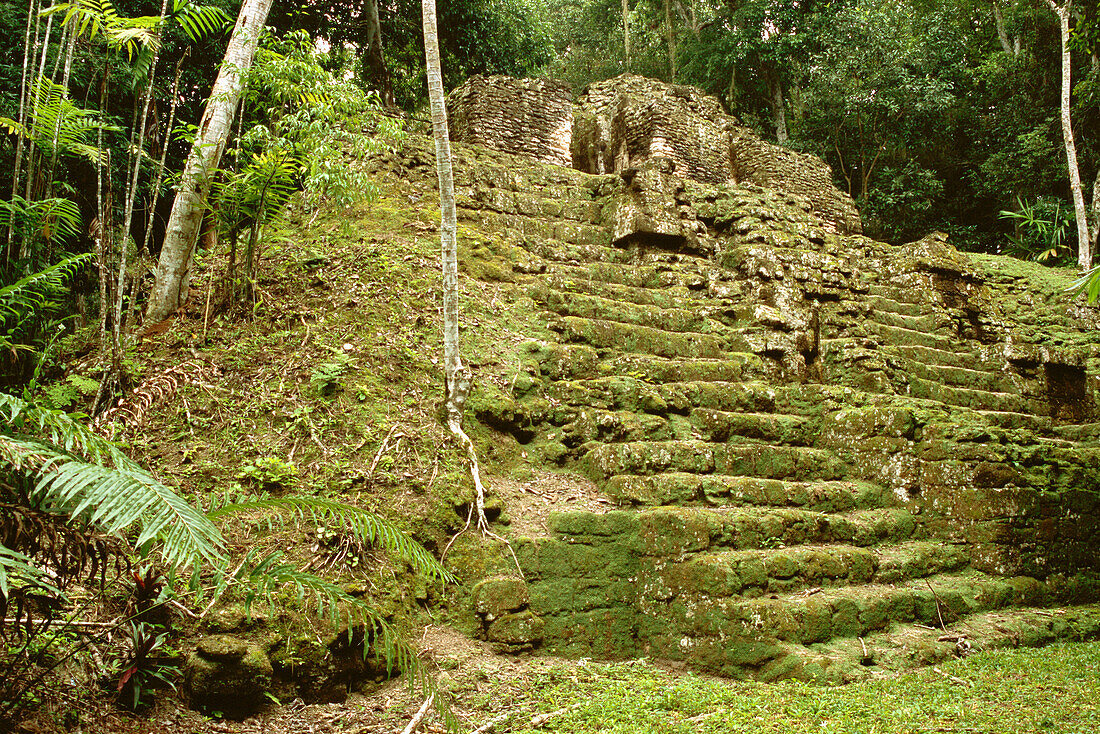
<box><xmin>907</xmin><ymin>377</ymin><xmax>1035</xmax><ymax>414</ymax></box>
<box><xmin>866</xmin><ymin>321</ymin><xmax>957</xmax><ymax>351</ymax></box>
<box><xmin>871</xmin><ymin>310</ymin><xmax>949</xmax><ymax>333</ymax></box>
<box><xmin>866</xmin><ymin>294</ymin><xmax>924</xmax><ymax>317</ymax></box>
<box><xmin>545</xmin><ymin>506</ymin><xmax>917</xmax><ymax>557</ymax></box>
<box><xmin>906</xmin><ymin>360</ymin><xmax>1015</xmax><ymax>394</ymax></box>
<box><xmin>550</xmin><ymin>315</ymin><xmax>732</xmax><ymax>358</ymax></box>
<box><xmin>473</xmin><ymin>211</ymin><xmax>613</xmax><ymax>251</ymax></box>
<box><xmin>603</xmin><ymin>474</ymin><xmax>892</xmax><ymax>512</ymax></box>
<box><xmin>647</xmin><ymin>572</ymin><xmax>1047</xmax><ymax>657</ymax></box>
<box><xmin>598</xmin><ymin>353</ymin><xmax>770</xmax><ymax>384</ymax></box>
<box><xmin>544</xmin><ymin>272</ymin><xmax>743</xmax><ymax>313</ymax></box>
<box><xmin>867</xmin><ymin>284</ymin><xmax>925</xmax><ymax>304</ymax></box>
<box><xmin>548</xmin><ymin>378</ymin><xmax>784</xmax><ymax>416</ymax></box>
<box><xmin>976</xmin><ymin>410</ymin><xmax>1054</xmax><ymax>432</ymax></box>
<box><xmin>532</xmin><ymin>286</ymin><xmax>719</xmax><ymax>333</ymax></box>
<box><xmin>560</xmin><ymin>409</ymin><xmax>676</xmax><ymax>446</ymax></box>
<box><xmin>548</xmin><ymin>261</ymin><xmax>713</xmax><ymax>290</ymax></box>
<box><xmin>689</xmin><ymin>408</ymin><xmax>811</xmax><ymax>445</ymax></box>
<box><xmin>891</xmin><ymin>343</ymin><xmax>984</xmax><ymax>369</ymax></box>
<box><xmin>581</xmin><ymin>440</ymin><xmax>849</xmax><ymax>482</ymax></box>
<box><xmin>764</xmin><ymin>602</ymin><xmax>1100</xmax><ymax>683</ymax></box>
<box><xmin>643</xmin><ymin>541</ymin><xmax>970</xmax><ymax>601</ymax></box>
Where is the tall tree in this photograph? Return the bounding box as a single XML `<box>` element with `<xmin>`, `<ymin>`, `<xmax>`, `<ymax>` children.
<box><xmin>146</xmin><ymin>0</ymin><xmax>275</xmax><ymax>323</ymax></box>
<box><xmin>421</xmin><ymin>0</ymin><xmax>491</xmax><ymax>532</ymax></box>
<box><xmin>1047</xmin><ymin>0</ymin><xmax>1091</xmax><ymax>270</ymax></box>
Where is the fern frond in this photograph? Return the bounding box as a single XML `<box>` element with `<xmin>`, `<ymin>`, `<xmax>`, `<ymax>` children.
<box><xmin>0</xmin><ymin>433</ymin><xmax>225</xmax><ymax>568</ymax></box>
<box><xmin>207</xmin><ymin>495</ymin><xmax>454</xmax><ymax>583</ymax></box>
<box><xmin>0</xmin><ymin>391</ymin><xmax>129</xmax><ymax>468</ymax></box>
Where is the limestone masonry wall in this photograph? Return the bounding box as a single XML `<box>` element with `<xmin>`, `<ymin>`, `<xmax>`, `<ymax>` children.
<box><xmin>448</xmin><ymin>74</ymin><xmax>863</xmax><ymax>236</ymax></box>
<box><xmin>447</xmin><ymin>75</ymin><xmax>573</xmax><ymax>168</ymax></box>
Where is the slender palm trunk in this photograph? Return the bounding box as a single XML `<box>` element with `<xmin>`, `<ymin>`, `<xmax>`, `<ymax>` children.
<box><xmin>423</xmin><ymin>0</ymin><xmax>498</xmax><ymax>536</ymax></box>
<box><xmin>7</xmin><ymin>0</ymin><xmax>38</xmax><ymax>257</ymax></box>
<box><xmin>1048</xmin><ymin>1</ymin><xmax>1091</xmax><ymax>270</ymax></box>
<box><xmin>622</xmin><ymin>0</ymin><xmax>631</xmax><ymax>72</ymax></box>
<box><xmin>664</xmin><ymin>0</ymin><xmax>676</xmax><ymax>81</ymax></box>
<box><xmin>146</xmin><ymin>0</ymin><xmax>274</xmax><ymax>322</ymax></box>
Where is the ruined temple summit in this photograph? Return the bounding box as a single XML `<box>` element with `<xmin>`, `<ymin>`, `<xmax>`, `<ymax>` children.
<box><xmin>424</xmin><ymin>75</ymin><xmax>1100</xmax><ymax>681</ymax></box>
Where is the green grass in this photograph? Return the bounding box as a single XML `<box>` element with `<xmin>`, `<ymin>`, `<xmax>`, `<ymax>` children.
<box><xmin>478</xmin><ymin>642</ymin><xmax>1100</xmax><ymax>733</ymax></box>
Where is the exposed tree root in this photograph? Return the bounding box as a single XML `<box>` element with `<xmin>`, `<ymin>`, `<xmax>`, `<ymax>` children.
<box><xmin>441</xmin><ymin>368</ymin><xmax>523</xmax><ymax>577</ymax></box>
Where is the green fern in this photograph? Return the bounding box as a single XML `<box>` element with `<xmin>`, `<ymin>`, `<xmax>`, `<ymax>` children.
<box><xmin>0</xmin><ymin>395</ymin><xmax>456</xmax><ymax>725</ymax></box>
<box><xmin>0</xmin><ymin>394</ymin><xmax>226</xmax><ymax>567</ymax></box>
<box><xmin>207</xmin><ymin>494</ymin><xmax>455</xmax><ymax>583</ymax></box>
<box><xmin>0</xmin><ymin>253</ymin><xmax>91</xmax><ymax>349</ymax></box>
<box><xmin>0</xmin><ymin>434</ymin><xmax>226</xmax><ymax>568</ymax></box>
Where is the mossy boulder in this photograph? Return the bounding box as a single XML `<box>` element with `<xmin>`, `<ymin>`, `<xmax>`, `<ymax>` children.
<box><xmin>186</xmin><ymin>635</ymin><xmax>274</xmax><ymax>718</ymax></box>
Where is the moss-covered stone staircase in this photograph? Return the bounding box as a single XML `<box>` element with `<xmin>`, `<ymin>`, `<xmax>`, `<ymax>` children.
<box><xmin>383</xmin><ymin>135</ymin><xmax>1100</xmax><ymax>681</ymax></box>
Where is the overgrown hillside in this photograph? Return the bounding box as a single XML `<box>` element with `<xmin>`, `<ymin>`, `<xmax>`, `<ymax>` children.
<box><xmin>21</xmin><ymin>96</ymin><xmax>1100</xmax><ymax>730</ymax></box>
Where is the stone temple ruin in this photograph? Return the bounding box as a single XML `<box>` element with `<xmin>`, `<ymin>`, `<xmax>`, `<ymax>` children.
<box><xmin>434</xmin><ymin>75</ymin><xmax>1100</xmax><ymax>681</ymax></box>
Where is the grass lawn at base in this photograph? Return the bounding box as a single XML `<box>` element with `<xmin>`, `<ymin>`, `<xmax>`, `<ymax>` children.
<box><xmin>483</xmin><ymin>641</ymin><xmax>1100</xmax><ymax>734</ymax></box>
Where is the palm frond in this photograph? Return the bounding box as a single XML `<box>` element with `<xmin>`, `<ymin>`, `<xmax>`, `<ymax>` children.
<box><xmin>0</xmin><ymin>253</ymin><xmax>91</xmax><ymax>345</ymax></box>
<box><xmin>0</xmin><ymin>433</ymin><xmax>225</xmax><ymax>568</ymax></box>
<box><xmin>170</xmin><ymin>0</ymin><xmax>231</xmax><ymax>42</ymax></box>
<box><xmin>0</xmin><ymin>546</ymin><xmax>54</xmax><ymax>602</ymax></box>
<box><xmin>0</xmin><ymin>392</ymin><xmax>130</xmax><ymax>469</ymax></box>
<box><xmin>207</xmin><ymin>494</ymin><xmax>454</xmax><ymax>583</ymax></box>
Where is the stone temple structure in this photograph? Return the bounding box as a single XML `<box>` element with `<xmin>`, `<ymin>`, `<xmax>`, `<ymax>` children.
<box><xmin>449</xmin><ymin>74</ymin><xmax>862</xmax><ymax>236</ymax></box>
<box><xmin>407</xmin><ymin>74</ymin><xmax>1100</xmax><ymax>681</ymax></box>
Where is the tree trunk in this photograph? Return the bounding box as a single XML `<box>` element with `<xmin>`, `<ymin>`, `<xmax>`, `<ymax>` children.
<box><xmin>363</xmin><ymin>0</ymin><xmax>392</xmax><ymax>106</ymax></box>
<box><xmin>423</xmin><ymin>0</ymin><xmax>496</xmax><ymax>535</ymax></box>
<box><xmin>992</xmin><ymin>1</ymin><xmax>1015</xmax><ymax>55</ymax></box>
<box><xmin>421</xmin><ymin>0</ymin><xmax>463</xmax><ymax>419</ymax></box>
<box><xmin>768</xmin><ymin>72</ymin><xmax>788</xmax><ymax>144</ymax></box>
<box><xmin>145</xmin><ymin>0</ymin><xmax>274</xmax><ymax>323</ymax></box>
<box><xmin>664</xmin><ymin>0</ymin><xmax>677</xmax><ymax>81</ymax></box>
<box><xmin>622</xmin><ymin>0</ymin><xmax>631</xmax><ymax>72</ymax></box>
<box><xmin>1048</xmin><ymin>1</ymin><xmax>1091</xmax><ymax>270</ymax></box>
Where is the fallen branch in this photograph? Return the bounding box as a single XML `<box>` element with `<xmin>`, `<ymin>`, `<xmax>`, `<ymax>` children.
<box><xmin>925</xmin><ymin>579</ymin><xmax>949</xmax><ymax>631</ymax></box>
<box><xmin>932</xmin><ymin>666</ymin><xmax>971</xmax><ymax>687</ymax></box>
<box><xmin>529</xmin><ymin>702</ymin><xmax>583</xmax><ymax>728</ymax></box>
<box><xmin>471</xmin><ymin>711</ymin><xmax>513</xmax><ymax>734</ymax></box>
<box><xmin>400</xmin><ymin>693</ymin><xmax>435</xmax><ymax>734</ymax></box>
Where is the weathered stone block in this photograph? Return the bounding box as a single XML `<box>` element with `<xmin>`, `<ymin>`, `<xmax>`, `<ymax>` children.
<box><xmin>473</xmin><ymin>576</ymin><xmax>530</xmax><ymax>620</ymax></box>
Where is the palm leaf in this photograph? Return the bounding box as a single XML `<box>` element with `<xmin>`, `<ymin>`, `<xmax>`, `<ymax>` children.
<box><xmin>170</xmin><ymin>0</ymin><xmax>231</xmax><ymax>42</ymax></box>
<box><xmin>207</xmin><ymin>494</ymin><xmax>454</xmax><ymax>582</ymax></box>
<box><xmin>0</xmin><ymin>546</ymin><xmax>56</xmax><ymax>601</ymax></box>
<box><xmin>0</xmin><ymin>253</ymin><xmax>91</xmax><ymax>344</ymax></box>
<box><xmin>0</xmin><ymin>435</ymin><xmax>225</xmax><ymax>568</ymax></box>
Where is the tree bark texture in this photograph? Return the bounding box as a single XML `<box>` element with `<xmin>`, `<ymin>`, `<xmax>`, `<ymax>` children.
<box><xmin>622</xmin><ymin>0</ymin><xmax>631</xmax><ymax>72</ymax></box>
<box><xmin>421</xmin><ymin>0</ymin><xmax>462</xmax><ymax>416</ymax></box>
<box><xmin>363</xmin><ymin>0</ymin><xmax>393</xmax><ymax>106</ymax></box>
<box><xmin>146</xmin><ymin>0</ymin><xmax>274</xmax><ymax>322</ymax></box>
<box><xmin>1048</xmin><ymin>1</ymin><xmax>1091</xmax><ymax>270</ymax></box>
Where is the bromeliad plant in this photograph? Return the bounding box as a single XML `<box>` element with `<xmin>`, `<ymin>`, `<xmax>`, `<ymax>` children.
<box><xmin>0</xmin><ymin>392</ymin><xmax>456</xmax><ymax>728</ymax></box>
